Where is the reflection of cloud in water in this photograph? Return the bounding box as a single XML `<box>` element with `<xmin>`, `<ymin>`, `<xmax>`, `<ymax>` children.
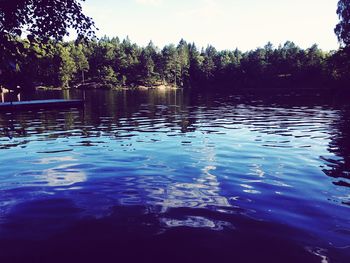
<box><xmin>36</xmin><ymin>156</ymin><xmax>76</xmax><ymax>165</ymax></box>
<box><xmin>43</xmin><ymin>164</ymin><xmax>86</xmax><ymax>187</ymax></box>
<box><xmin>147</xmin><ymin>165</ymin><xmax>230</xmax><ymax>213</ymax></box>
<box><xmin>160</xmin><ymin>216</ymin><xmax>232</xmax><ymax>230</ymax></box>
<box><xmin>134</xmin><ymin>142</ymin><xmax>233</xmax><ymax>229</ymax></box>
<box><xmin>35</xmin><ymin>156</ymin><xmax>86</xmax><ymax>187</ymax></box>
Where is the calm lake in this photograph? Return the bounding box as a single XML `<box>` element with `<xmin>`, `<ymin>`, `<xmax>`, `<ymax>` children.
<box><xmin>0</xmin><ymin>89</ymin><xmax>349</xmax><ymax>263</ymax></box>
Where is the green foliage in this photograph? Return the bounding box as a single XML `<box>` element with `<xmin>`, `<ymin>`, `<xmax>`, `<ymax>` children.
<box><xmin>140</xmin><ymin>49</ymin><xmax>156</xmax><ymax>85</ymax></box>
<box><xmin>335</xmin><ymin>0</ymin><xmax>350</xmax><ymax>47</ymax></box>
<box><xmin>99</xmin><ymin>66</ymin><xmax>118</xmax><ymax>87</ymax></box>
<box><xmin>161</xmin><ymin>44</ymin><xmax>179</xmax><ymax>85</ymax></box>
<box><xmin>0</xmin><ymin>0</ymin><xmax>95</xmax><ymax>41</ymax></box>
<box><xmin>327</xmin><ymin>49</ymin><xmax>350</xmax><ymax>82</ymax></box>
<box><xmin>1</xmin><ymin>36</ymin><xmax>349</xmax><ymax>91</ymax></box>
<box><xmin>0</xmin><ymin>0</ymin><xmax>95</xmax><ymax>91</ymax></box>
<box><xmin>57</xmin><ymin>45</ymin><xmax>77</xmax><ymax>88</ymax></box>
<box><xmin>2</xmin><ymin>1</ymin><xmax>350</xmax><ymax>91</ymax></box>
<box><xmin>71</xmin><ymin>44</ymin><xmax>89</xmax><ymax>82</ymax></box>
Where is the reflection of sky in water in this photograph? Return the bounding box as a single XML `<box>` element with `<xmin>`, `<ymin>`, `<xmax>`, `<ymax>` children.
<box><xmin>37</xmin><ymin>156</ymin><xmax>76</xmax><ymax>165</ymax></box>
<box><xmin>160</xmin><ymin>216</ymin><xmax>232</xmax><ymax>230</ymax></box>
<box><xmin>0</xmin><ymin>156</ymin><xmax>86</xmax><ymax>190</ymax></box>
<box><xmin>43</xmin><ymin>163</ymin><xmax>87</xmax><ymax>187</ymax></box>
<box><xmin>146</xmin><ymin>164</ymin><xmax>230</xmax><ymax>213</ymax></box>
<box><xmin>130</xmin><ymin>139</ymin><xmax>233</xmax><ymax>229</ymax></box>
<box><xmin>0</xmin><ymin>90</ymin><xmax>349</xmax><ymax>260</ymax></box>
<box><xmin>38</xmin><ymin>156</ymin><xmax>87</xmax><ymax>187</ymax></box>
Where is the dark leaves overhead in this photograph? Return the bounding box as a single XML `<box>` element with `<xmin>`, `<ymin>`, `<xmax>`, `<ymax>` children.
<box><xmin>335</xmin><ymin>0</ymin><xmax>350</xmax><ymax>47</ymax></box>
<box><xmin>0</xmin><ymin>0</ymin><xmax>96</xmax><ymax>41</ymax></box>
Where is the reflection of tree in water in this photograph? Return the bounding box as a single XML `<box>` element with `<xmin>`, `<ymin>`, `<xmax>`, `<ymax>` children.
<box><xmin>323</xmin><ymin>107</ymin><xmax>350</xmax><ymax>204</ymax></box>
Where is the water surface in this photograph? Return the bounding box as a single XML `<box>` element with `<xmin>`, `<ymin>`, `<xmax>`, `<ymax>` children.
<box><xmin>0</xmin><ymin>89</ymin><xmax>349</xmax><ymax>262</ymax></box>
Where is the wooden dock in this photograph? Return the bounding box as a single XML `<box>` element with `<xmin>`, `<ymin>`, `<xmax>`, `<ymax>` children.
<box><xmin>0</xmin><ymin>99</ymin><xmax>84</xmax><ymax>111</ymax></box>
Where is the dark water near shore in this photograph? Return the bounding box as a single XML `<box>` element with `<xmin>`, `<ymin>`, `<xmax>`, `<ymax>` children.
<box><xmin>0</xmin><ymin>89</ymin><xmax>349</xmax><ymax>263</ymax></box>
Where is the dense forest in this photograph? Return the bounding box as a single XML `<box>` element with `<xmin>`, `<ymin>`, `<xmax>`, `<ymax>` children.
<box><xmin>1</xmin><ymin>0</ymin><xmax>350</xmax><ymax>91</ymax></box>
<box><xmin>1</xmin><ymin>36</ymin><xmax>350</xmax><ymax>91</ymax></box>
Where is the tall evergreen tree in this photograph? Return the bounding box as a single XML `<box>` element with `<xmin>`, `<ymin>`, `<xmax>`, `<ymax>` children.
<box><xmin>71</xmin><ymin>44</ymin><xmax>89</xmax><ymax>83</ymax></box>
<box><xmin>57</xmin><ymin>45</ymin><xmax>77</xmax><ymax>88</ymax></box>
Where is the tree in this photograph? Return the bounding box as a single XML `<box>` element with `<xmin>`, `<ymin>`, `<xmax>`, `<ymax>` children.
<box><xmin>0</xmin><ymin>34</ymin><xmax>340</xmax><ymax>90</ymax></box>
<box><xmin>188</xmin><ymin>43</ymin><xmax>203</xmax><ymax>87</ymax></box>
<box><xmin>0</xmin><ymin>0</ymin><xmax>95</xmax><ymax>90</ymax></box>
<box><xmin>0</xmin><ymin>0</ymin><xmax>95</xmax><ymax>41</ymax></box>
<box><xmin>139</xmin><ymin>41</ymin><xmax>156</xmax><ymax>85</ymax></box>
<box><xmin>335</xmin><ymin>0</ymin><xmax>350</xmax><ymax>47</ymax></box>
<box><xmin>334</xmin><ymin>1</ymin><xmax>350</xmax><ymax>86</ymax></box>
<box><xmin>57</xmin><ymin>45</ymin><xmax>77</xmax><ymax>88</ymax></box>
<box><xmin>201</xmin><ymin>45</ymin><xmax>217</xmax><ymax>81</ymax></box>
<box><xmin>71</xmin><ymin>44</ymin><xmax>89</xmax><ymax>83</ymax></box>
<box><xmin>162</xmin><ymin>44</ymin><xmax>179</xmax><ymax>86</ymax></box>
<box><xmin>99</xmin><ymin>66</ymin><xmax>118</xmax><ymax>87</ymax></box>
<box><xmin>176</xmin><ymin>39</ymin><xmax>190</xmax><ymax>87</ymax></box>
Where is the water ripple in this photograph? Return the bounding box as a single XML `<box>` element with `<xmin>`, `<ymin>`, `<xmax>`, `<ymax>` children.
<box><xmin>0</xmin><ymin>90</ymin><xmax>349</xmax><ymax>262</ymax></box>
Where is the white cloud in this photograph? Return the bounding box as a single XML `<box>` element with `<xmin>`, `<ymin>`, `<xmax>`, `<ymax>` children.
<box><xmin>177</xmin><ymin>0</ymin><xmax>222</xmax><ymax>21</ymax></box>
<box><xmin>135</xmin><ymin>0</ymin><xmax>163</xmax><ymax>6</ymax></box>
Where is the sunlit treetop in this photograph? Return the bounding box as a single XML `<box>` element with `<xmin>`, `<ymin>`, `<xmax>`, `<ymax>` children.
<box><xmin>0</xmin><ymin>0</ymin><xmax>96</xmax><ymax>41</ymax></box>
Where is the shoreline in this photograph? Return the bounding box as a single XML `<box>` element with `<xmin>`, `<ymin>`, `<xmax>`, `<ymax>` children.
<box><xmin>35</xmin><ymin>83</ymin><xmax>181</xmax><ymax>91</ymax></box>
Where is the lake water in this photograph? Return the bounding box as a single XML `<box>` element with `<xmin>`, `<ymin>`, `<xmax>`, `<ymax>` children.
<box><xmin>0</xmin><ymin>89</ymin><xmax>349</xmax><ymax>263</ymax></box>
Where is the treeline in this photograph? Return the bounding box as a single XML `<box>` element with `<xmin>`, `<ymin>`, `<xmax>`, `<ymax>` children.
<box><xmin>1</xmin><ymin>36</ymin><xmax>350</xmax><ymax>91</ymax></box>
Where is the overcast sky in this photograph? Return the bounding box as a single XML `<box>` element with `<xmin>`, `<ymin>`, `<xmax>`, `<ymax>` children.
<box><xmin>81</xmin><ymin>0</ymin><xmax>340</xmax><ymax>51</ymax></box>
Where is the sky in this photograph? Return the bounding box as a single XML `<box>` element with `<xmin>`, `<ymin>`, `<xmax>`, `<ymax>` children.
<box><xmin>80</xmin><ymin>0</ymin><xmax>340</xmax><ymax>51</ymax></box>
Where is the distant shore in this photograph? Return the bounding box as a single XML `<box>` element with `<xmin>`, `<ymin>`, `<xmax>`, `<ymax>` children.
<box><xmin>35</xmin><ymin>82</ymin><xmax>181</xmax><ymax>91</ymax></box>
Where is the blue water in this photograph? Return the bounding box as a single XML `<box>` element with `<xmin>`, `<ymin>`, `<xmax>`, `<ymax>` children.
<box><xmin>0</xmin><ymin>89</ymin><xmax>349</xmax><ymax>263</ymax></box>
